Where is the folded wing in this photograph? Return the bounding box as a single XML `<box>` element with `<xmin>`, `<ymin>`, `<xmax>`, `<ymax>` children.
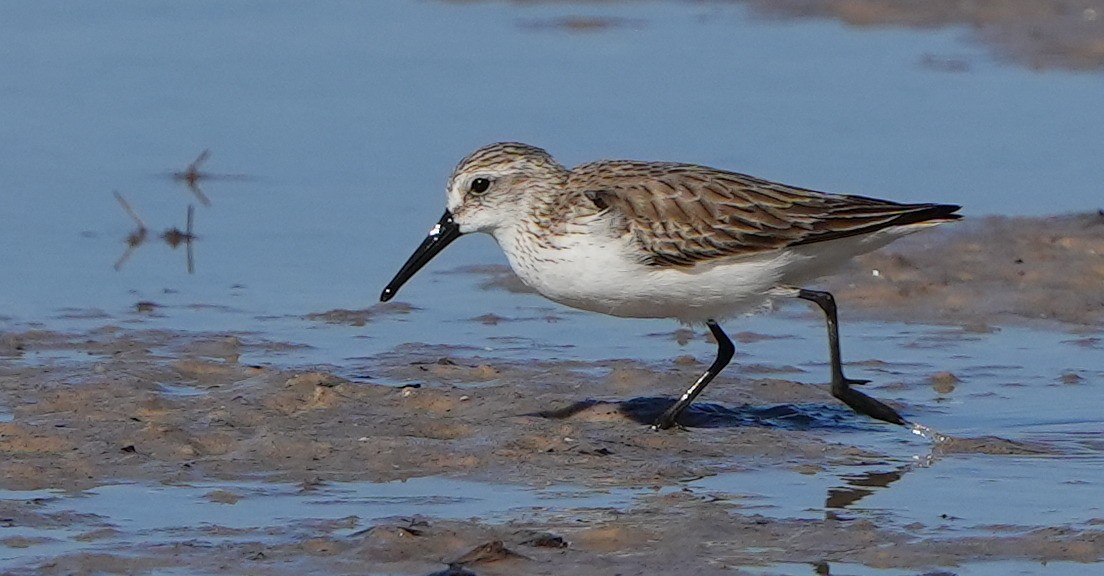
<box><xmin>570</xmin><ymin>160</ymin><xmax>961</xmax><ymax>267</ymax></box>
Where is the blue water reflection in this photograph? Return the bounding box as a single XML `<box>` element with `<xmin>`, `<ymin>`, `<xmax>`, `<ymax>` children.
<box><xmin>1</xmin><ymin>1</ymin><xmax>1102</xmax><ymax>325</ymax></box>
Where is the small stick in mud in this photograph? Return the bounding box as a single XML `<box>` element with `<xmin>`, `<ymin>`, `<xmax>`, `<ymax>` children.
<box><xmin>112</xmin><ymin>192</ymin><xmax>199</xmax><ymax>274</ymax></box>
<box><xmin>113</xmin><ymin>191</ymin><xmax>149</xmax><ymax>271</ymax></box>
<box><xmin>172</xmin><ymin>149</ymin><xmax>213</xmax><ymax>207</ymax></box>
<box><xmin>169</xmin><ymin>149</ymin><xmax>252</xmax><ymax>206</ymax></box>
<box><xmin>162</xmin><ymin>205</ymin><xmax>197</xmax><ymax>274</ymax></box>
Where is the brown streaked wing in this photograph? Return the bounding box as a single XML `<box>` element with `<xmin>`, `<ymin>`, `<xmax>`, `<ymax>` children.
<box><xmin>568</xmin><ymin>160</ymin><xmax>961</xmax><ymax>267</ymax></box>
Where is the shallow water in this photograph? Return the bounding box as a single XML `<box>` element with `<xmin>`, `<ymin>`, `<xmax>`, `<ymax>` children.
<box><xmin>697</xmin><ymin>321</ymin><xmax>1104</xmax><ymax>533</ymax></box>
<box><xmin>0</xmin><ymin>477</ymin><xmax>635</xmax><ymax>564</ymax></box>
<box><xmin>754</xmin><ymin>560</ymin><xmax>1090</xmax><ymax>576</ymax></box>
<box><xmin>1</xmin><ymin>1</ymin><xmax>1103</xmax><ymax>573</ymax></box>
<box><xmin>2</xmin><ymin>0</ymin><xmax>1103</xmax><ymax>325</ymax></box>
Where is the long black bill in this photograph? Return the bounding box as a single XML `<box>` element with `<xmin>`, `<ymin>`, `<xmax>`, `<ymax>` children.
<box><xmin>380</xmin><ymin>211</ymin><xmax>463</xmax><ymax>302</ymax></box>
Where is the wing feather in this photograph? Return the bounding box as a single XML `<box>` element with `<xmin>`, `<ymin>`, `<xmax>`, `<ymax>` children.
<box><xmin>569</xmin><ymin>160</ymin><xmax>961</xmax><ymax>267</ymax></box>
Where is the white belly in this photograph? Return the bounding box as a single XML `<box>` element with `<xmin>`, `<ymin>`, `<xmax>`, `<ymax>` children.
<box><xmin>493</xmin><ymin>222</ymin><xmax>935</xmax><ymax>324</ymax></box>
<box><xmin>494</xmin><ymin>227</ymin><xmax>790</xmax><ymax>322</ymax></box>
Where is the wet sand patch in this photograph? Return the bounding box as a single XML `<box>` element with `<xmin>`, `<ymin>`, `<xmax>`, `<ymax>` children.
<box><xmin>2</xmin><ymin>326</ymin><xmax>1102</xmax><ymax>574</ymax></box>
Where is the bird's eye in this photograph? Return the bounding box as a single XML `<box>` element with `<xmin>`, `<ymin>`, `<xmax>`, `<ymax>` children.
<box><xmin>469</xmin><ymin>178</ymin><xmax>491</xmax><ymax>195</ymax></box>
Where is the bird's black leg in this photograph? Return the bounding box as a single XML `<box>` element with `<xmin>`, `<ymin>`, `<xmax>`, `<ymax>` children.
<box><xmin>797</xmin><ymin>289</ymin><xmax>906</xmax><ymax>426</ymax></box>
<box><xmin>653</xmin><ymin>319</ymin><xmax>735</xmax><ymax>430</ymax></box>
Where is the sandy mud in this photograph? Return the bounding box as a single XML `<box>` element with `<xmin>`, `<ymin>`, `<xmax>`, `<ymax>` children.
<box><xmin>741</xmin><ymin>0</ymin><xmax>1104</xmax><ymax>71</ymax></box>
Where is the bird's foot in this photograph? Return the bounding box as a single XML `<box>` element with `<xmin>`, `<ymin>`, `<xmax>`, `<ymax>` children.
<box><xmin>832</xmin><ymin>383</ymin><xmax>906</xmax><ymax>426</ymax></box>
<box><xmin>651</xmin><ymin>414</ymin><xmax>685</xmax><ymax>431</ymax></box>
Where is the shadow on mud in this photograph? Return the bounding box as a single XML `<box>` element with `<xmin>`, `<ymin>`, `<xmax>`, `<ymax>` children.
<box><xmin>532</xmin><ymin>396</ymin><xmax>885</xmax><ymax>431</ymax></box>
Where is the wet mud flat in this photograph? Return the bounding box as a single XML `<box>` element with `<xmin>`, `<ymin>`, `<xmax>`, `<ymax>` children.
<box><xmin>827</xmin><ymin>211</ymin><xmax>1104</xmax><ymax>327</ymax></box>
<box><xmin>2</xmin><ymin>213</ymin><xmax>1104</xmax><ymax>575</ymax></box>
<box><xmin>739</xmin><ymin>0</ymin><xmax>1104</xmax><ymax>71</ymax></box>
<box><xmin>463</xmin><ymin>0</ymin><xmax>1104</xmax><ymax>72</ymax></box>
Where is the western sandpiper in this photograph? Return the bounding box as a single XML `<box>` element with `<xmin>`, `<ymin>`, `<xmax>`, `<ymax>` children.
<box><xmin>381</xmin><ymin>142</ymin><xmax>961</xmax><ymax>430</ymax></box>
